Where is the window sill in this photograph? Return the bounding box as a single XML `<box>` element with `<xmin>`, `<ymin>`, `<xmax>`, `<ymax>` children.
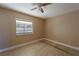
<box><xmin>16</xmin><ymin>33</ymin><xmax>33</xmax><ymax>37</ymax></box>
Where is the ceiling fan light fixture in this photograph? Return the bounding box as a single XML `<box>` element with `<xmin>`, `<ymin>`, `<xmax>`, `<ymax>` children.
<box><xmin>31</xmin><ymin>3</ymin><xmax>52</xmax><ymax>13</ymax></box>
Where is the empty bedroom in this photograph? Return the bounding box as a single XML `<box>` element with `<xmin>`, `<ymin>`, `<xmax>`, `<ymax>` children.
<box><xmin>0</xmin><ymin>3</ymin><xmax>79</xmax><ymax>56</ymax></box>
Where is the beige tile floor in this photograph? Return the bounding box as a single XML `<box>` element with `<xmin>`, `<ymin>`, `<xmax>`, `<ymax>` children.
<box><xmin>0</xmin><ymin>41</ymin><xmax>71</xmax><ymax>56</ymax></box>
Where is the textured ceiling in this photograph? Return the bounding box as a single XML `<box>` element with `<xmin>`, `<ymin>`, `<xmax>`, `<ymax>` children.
<box><xmin>0</xmin><ymin>3</ymin><xmax>79</xmax><ymax>19</ymax></box>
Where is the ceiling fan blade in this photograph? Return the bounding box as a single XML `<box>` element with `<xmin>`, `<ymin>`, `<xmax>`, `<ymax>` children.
<box><xmin>42</xmin><ymin>3</ymin><xmax>52</xmax><ymax>6</ymax></box>
<box><xmin>31</xmin><ymin>7</ymin><xmax>37</xmax><ymax>10</ymax></box>
<box><xmin>40</xmin><ymin>8</ymin><xmax>44</xmax><ymax>13</ymax></box>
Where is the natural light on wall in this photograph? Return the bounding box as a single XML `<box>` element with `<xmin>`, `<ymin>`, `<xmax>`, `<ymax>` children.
<box><xmin>16</xmin><ymin>19</ymin><xmax>32</xmax><ymax>35</ymax></box>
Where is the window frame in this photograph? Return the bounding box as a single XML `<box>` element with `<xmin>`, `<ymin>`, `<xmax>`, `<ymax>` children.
<box><xmin>16</xmin><ymin>18</ymin><xmax>33</xmax><ymax>36</ymax></box>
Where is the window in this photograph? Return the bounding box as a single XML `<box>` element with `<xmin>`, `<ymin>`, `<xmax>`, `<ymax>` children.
<box><xmin>16</xmin><ymin>20</ymin><xmax>32</xmax><ymax>35</ymax></box>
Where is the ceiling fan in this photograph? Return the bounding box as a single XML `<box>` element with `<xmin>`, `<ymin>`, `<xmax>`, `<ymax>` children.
<box><xmin>31</xmin><ymin>3</ymin><xmax>52</xmax><ymax>13</ymax></box>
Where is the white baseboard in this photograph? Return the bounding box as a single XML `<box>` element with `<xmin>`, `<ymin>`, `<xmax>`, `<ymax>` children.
<box><xmin>0</xmin><ymin>39</ymin><xmax>42</xmax><ymax>53</ymax></box>
<box><xmin>42</xmin><ymin>38</ymin><xmax>79</xmax><ymax>51</ymax></box>
<box><xmin>0</xmin><ymin>38</ymin><xmax>79</xmax><ymax>54</ymax></box>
